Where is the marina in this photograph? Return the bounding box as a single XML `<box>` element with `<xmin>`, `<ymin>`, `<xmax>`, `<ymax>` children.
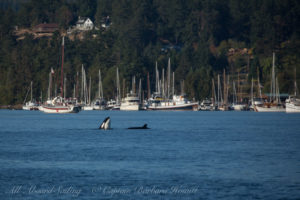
<box><xmin>18</xmin><ymin>47</ymin><xmax>297</xmax><ymax>113</ymax></box>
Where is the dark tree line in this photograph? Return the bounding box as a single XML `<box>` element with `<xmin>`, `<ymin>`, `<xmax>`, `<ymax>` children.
<box><xmin>0</xmin><ymin>0</ymin><xmax>299</xmax><ymax>105</ymax></box>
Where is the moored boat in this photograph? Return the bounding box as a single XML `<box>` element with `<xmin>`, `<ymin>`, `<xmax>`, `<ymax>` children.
<box><xmin>199</xmin><ymin>99</ymin><xmax>213</xmax><ymax>111</ymax></box>
<box><xmin>23</xmin><ymin>101</ymin><xmax>39</xmax><ymax>110</ymax></box>
<box><xmin>120</xmin><ymin>91</ymin><xmax>141</xmax><ymax>111</ymax></box>
<box><xmin>39</xmin><ymin>96</ymin><xmax>80</xmax><ymax>113</ymax></box>
<box><xmin>285</xmin><ymin>68</ymin><xmax>300</xmax><ymax>113</ymax></box>
<box><xmin>39</xmin><ymin>37</ymin><xmax>80</xmax><ymax>114</ymax></box>
<box><xmin>286</xmin><ymin>97</ymin><xmax>300</xmax><ymax>113</ymax></box>
<box><xmin>22</xmin><ymin>81</ymin><xmax>39</xmax><ymax>110</ymax></box>
<box><xmin>148</xmin><ymin>95</ymin><xmax>198</xmax><ymax>111</ymax></box>
<box><xmin>254</xmin><ymin>103</ymin><xmax>285</xmax><ymax>112</ymax></box>
<box><xmin>254</xmin><ymin>53</ymin><xmax>285</xmax><ymax>112</ymax></box>
<box><xmin>92</xmin><ymin>69</ymin><xmax>106</xmax><ymax>110</ymax></box>
<box><xmin>232</xmin><ymin>103</ymin><xmax>247</xmax><ymax>111</ymax></box>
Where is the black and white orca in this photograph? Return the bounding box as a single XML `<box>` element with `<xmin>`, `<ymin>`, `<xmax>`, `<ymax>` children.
<box><xmin>99</xmin><ymin>117</ymin><xmax>111</xmax><ymax>130</ymax></box>
<box><xmin>127</xmin><ymin>124</ymin><xmax>150</xmax><ymax>129</ymax></box>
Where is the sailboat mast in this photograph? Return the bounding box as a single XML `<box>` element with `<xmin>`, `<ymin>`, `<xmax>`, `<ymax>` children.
<box><xmin>157</xmin><ymin>64</ymin><xmax>161</xmax><ymax>94</ymax></box>
<box><xmin>76</xmin><ymin>71</ymin><xmax>79</xmax><ymax>99</ymax></box>
<box><xmin>60</xmin><ymin>37</ymin><xmax>64</xmax><ymax>98</ymax></box>
<box><xmin>30</xmin><ymin>81</ymin><xmax>33</xmax><ymax>102</ymax></box>
<box><xmin>294</xmin><ymin>68</ymin><xmax>297</xmax><ymax>96</ymax></box>
<box><xmin>172</xmin><ymin>72</ymin><xmax>175</xmax><ymax>97</ymax></box>
<box><xmin>147</xmin><ymin>72</ymin><xmax>150</xmax><ymax>99</ymax></box>
<box><xmin>132</xmin><ymin>76</ymin><xmax>136</xmax><ymax>93</ymax></box>
<box><xmin>271</xmin><ymin>52</ymin><xmax>276</xmax><ymax>101</ymax></box>
<box><xmin>64</xmin><ymin>75</ymin><xmax>66</xmax><ymax>99</ymax></box>
<box><xmin>54</xmin><ymin>83</ymin><xmax>57</xmax><ymax>97</ymax></box>
<box><xmin>89</xmin><ymin>76</ymin><xmax>91</xmax><ymax>105</ymax></box>
<box><xmin>162</xmin><ymin>68</ymin><xmax>165</xmax><ymax>98</ymax></box>
<box><xmin>251</xmin><ymin>78</ymin><xmax>254</xmax><ymax>105</ymax></box>
<box><xmin>223</xmin><ymin>69</ymin><xmax>227</xmax><ymax>107</ymax></box>
<box><xmin>98</xmin><ymin>69</ymin><xmax>101</xmax><ymax>98</ymax></box>
<box><xmin>217</xmin><ymin>75</ymin><xmax>220</xmax><ymax>107</ymax></box>
<box><xmin>73</xmin><ymin>83</ymin><xmax>76</xmax><ymax>98</ymax></box>
<box><xmin>167</xmin><ymin>58</ymin><xmax>171</xmax><ymax>99</ymax></box>
<box><xmin>122</xmin><ymin>79</ymin><xmax>125</xmax><ymax>99</ymax></box>
<box><xmin>82</xmin><ymin>67</ymin><xmax>87</xmax><ymax>104</ymax></box>
<box><xmin>48</xmin><ymin>71</ymin><xmax>51</xmax><ymax>100</ymax></box>
<box><xmin>227</xmin><ymin>74</ymin><xmax>230</xmax><ymax>104</ymax></box>
<box><xmin>237</xmin><ymin>72</ymin><xmax>240</xmax><ymax>102</ymax></box>
<box><xmin>138</xmin><ymin>78</ymin><xmax>142</xmax><ymax>103</ymax></box>
<box><xmin>218</xmin><ymin>74</ymin><xmax>223</xmax><ymax>106</ymax></box>
<box><xmin>233</xmin><ymin>81</ymin><xmax>236</xmax><ymax>104</ymax></box>
<box><xmin>99</xmin><ymin>69</ymin><xmax>103</xmax><ymax>99</ymax></box>
<box><xmin>81</xmin><ymin>65</ymin><xmax>84</xmax><ymax>101</ymax></box>
<box><xmin>276</xmin><ymin>77</ymin><xmax>281</xmax><ymax>104</ymax></box>
<box><xmin>212</xmin><ymin>78</ymin><xmax>215</xmax><ymax>107</ymax></box>
<box><xmin>155</xmin><ymin>62</ymin><xmax>158</xmax><ymax>93</ymax></box>
<box><xmin>116</xmin><ymin>67</ymin><xmax>120</xmax><ymax>104</ymax></box>
<box><xmin>257</xmin><ymin>67</ymin><xmax>262</xmax><ymax>99</ymax></box>
<box><xmin>85</xmin><ymin>72</ymin><xmax>87</xmax><ymax>104</ymax></box>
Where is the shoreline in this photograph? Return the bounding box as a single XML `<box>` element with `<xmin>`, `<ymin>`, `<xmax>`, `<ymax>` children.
<box><xmin>0</xmin><ymin>104</ymin><xmax>23</xmax><ymax>110</ymax></box>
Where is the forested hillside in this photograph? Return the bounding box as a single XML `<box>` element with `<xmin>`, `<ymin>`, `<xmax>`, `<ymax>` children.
<box><xmin>0</xmin><ymin>0</ymin><xmax>299</xmax><ymax>105</ymax></box>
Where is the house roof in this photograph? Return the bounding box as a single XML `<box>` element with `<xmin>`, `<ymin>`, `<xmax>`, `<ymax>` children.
<box><xmin>35</xmin><ymin>23</ymin><xmax>59</xmax><ymax>29</ymax></box>
<box><xmin>77</xmin><ymin>17</ymin><xmax>91</xmax><ymax>24</ymax></box>
<box><xmin>33</xmin><ymin>23</ymin><xmax>59</xmax><ymax>33</ymax></box>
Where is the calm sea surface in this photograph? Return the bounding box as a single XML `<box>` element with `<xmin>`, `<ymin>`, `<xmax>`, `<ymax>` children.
<box><xmin>0</xmin><ymin>110</ymin><xmax>299</xmax><ymax>200</ymax></box>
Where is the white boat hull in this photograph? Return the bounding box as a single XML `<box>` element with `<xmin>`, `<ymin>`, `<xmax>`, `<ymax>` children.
<box><xmin>120</xmin><ymin>104</ymin><xmax>140</xmax><ymax>111</ymax></box>
<box><xmin>286</xmin><ymin>103</ymin><xmax>300</xmax><ymax>113</ymax></box>
<box><xmin>199</xmin><ymin>106</ymin><xmax>212</xmax><ymax>111</ymax></box>
<box><xmin>22</xmin><ymin>106</ymin><xmax>39</xmax><ymax>110</ymax></box>
<box><xmin>82</xmin><ymin>106</ymin><xmax>94</xmax><ymax>111</ymax></box>
<box><xmin>254</xmin><ymin>105</ymin><xmax>285</xmax><ymax>112</ymax></box>
<box><xmin>148</xmin><ymin>102</ymin><xmax>198</xmax><ymax>111</ymax></box>
<box><xmin>39</xmin><ymin>105</ymin><xmax>80</xmax><ymax>113</ymax></box>
<box><xmin>22</xmin><ymin>101</ymin><xmax>39</xmax><ymax>110</ymax></box>
<box><xmin>93</xmin><ymin>105</ymin><xmax>106</xmax><ymax>110</ymax></box>
<box><xmin>232</xmin><ymin>104</ymin><xmax>246</xmax><ymax>111</ymax></box>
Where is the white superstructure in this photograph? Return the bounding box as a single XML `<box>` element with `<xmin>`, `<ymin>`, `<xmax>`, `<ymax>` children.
<box><xmin>120</xmin><ymin>91</ymin><xmax>141</xmax><ymax>111</ymax></box>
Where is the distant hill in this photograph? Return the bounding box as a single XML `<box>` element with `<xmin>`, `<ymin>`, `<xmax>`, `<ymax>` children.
<box><xmin>0</xmin><ymin>0</ymin><xmax>299</xmax><ymax>105</ymax></box>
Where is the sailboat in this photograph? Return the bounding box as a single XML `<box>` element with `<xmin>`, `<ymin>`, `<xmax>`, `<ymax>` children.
<box><xmin>22</xmin><ymin>81</ymin><xmax>39</xmax><ymax>110</ymax></box>
<box><xmin>82</xmin><ymin>75</ymin><xmax>94</xmax><ymax>110</ymax></box>
<box><xmin>120</xmin><ymin>76</ymin><xmax>141</xmax><ymax>111</ymax></box>
<box><xmin>93</xmin><ymin>69</ymin><xmax>106</xmax><ymax>110</ymax></box>
<box><xmin>286</xmin><ymin>68</ymin><xmax>300</xmax><ymax>113</ymax></box>
<box><xmin>217</xmin><ymin>69</ymin><xmax>230</xmax><ymax>111</ymax></box>
<box><xmin>107</xmin><ymin>67</ymin><xmax>121</xmax><ymax>110</ymax></box>
<box><xmin>250</xmin><ymin>69</ymin><xmax>264</xmax><ymax>110</ymax></box>
<box><xmin>232</xmin><ymin>80</ymin><xmax>246</xmax><ymax>111</ymax></box>
<box><xmin>210</xmin><ymin>78</ymin><xmax>218</xmax><ymax>111</ymax></box>
<box><xmin>147</xmin><ymin>59</ymin><xmax>198</xmax><ymax>111</ymax></box>
<box><xmin>39</xmin><ymin>37</ymin><xmax>80</xmax><ymax>113</ymax></box>
<box><xmin>254</xmin><ymin>53</ymin><xmax>285</xmax><ymax>112</ymax></box>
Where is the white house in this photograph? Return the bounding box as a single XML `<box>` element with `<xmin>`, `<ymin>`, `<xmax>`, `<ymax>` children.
<box><xmin>76</xmin><ymin>17</ymin><xmax>94</xmax><ymax>31</ymax></box>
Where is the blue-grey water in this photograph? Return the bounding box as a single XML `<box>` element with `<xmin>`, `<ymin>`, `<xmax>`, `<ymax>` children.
<box><xmin>0</xmin><ymin>110</ymin><xmax>299</xmax><ymax>200</ymax></box>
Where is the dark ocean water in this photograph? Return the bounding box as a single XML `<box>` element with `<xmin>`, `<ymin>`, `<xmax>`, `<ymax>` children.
<box><xmin>0</xmin><ymin>110</ymin><xmax>299</xmax><ymax>200</ymax></box>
